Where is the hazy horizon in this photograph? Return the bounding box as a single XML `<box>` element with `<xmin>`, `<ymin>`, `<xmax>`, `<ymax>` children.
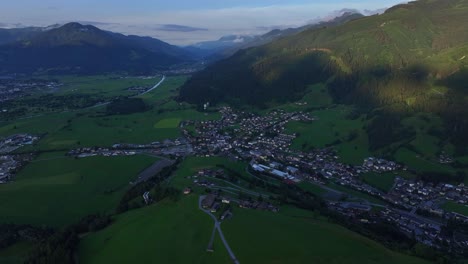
<box><xmin>1</xmin><ymin>0</ymin><xmax>405</xmax><ymax>45</ymax></box>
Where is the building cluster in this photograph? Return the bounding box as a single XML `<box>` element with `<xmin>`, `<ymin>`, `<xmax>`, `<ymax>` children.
<box><xmin>327</xmin><ymin>201</ymin><xmax>373</xmax><ymax>220</ymax></box>
<box><xmin>0</xmin><ymin>134</ymin><xmax>39</xmax><ymax>154</ymax></box>
<box><xmin>68</xmin><ymin>138</ymin><xmax>193</xmax><ymax>158</ymax></box>
<box><xmin>238</xmin><ymin>200</ymin><xmax>279</xmax><ymax>212</ymax></box>
<box><xmin>0</xmin><ymin>79</ymin><xmax>61</xmax><ymax>103</ymax></box>
<box><xmin>362</xmin><ymin>157</ymin><xmax>402</xmax><ymax>173</ymax></box>
<box><xmin>0</xmin><ymin>134</ymin><xmax>39</xmax><ymax>183</ymax></box>
<box><xmin>201</xmin><ymin>193</ymin><xmax>278</xmax><ymax>214</ymax></box>
<box><xmin>0</xmin><ymin>154</ymin><xmax>34</xmax><ymax>184</ymax></box>
<box><xmin>250</xmin><ymin>161</ymin><xmax>300</xmax><ymax>183</ymax></box>
<box><xmin>68</xmin><ymin>147</ymin><xmax>137</xmax><ymax>158</ymax></box>
<box><xmin>127</xmin><ymin>86</ymin><xmax>149</xmax><ymax>93</ymax></box>
<box><xmin>183</xmin><ymin>107</ymin><xmax>313</xmax><ymax>158</ymax></box>
<box><xmin>381</xmin><ymin>208</ymin><xmax>468</xmax><ymax>252</ymax></box>
<box><xmin>386</xmin><ymin>177</ymin><xmax>468</xmax><ymax>212</ymax></box>
<box><xmin>438</xmin><ymin>152</ymin><xmax>455</xmax><ymax>164</ymax></box>
<box><xmin>0</xmin><ymin>155</ymin><xmax>19</xmax><ymax>183</ymax></box>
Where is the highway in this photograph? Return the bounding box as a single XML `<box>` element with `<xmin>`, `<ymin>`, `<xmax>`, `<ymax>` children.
<box><xmin>88</xmin><ymin>75</ymin><xmax>166</xmax><ymax>110</ymax></box>
<box><xmin>17</xmin><ymin>75</ymin><xmax>166</xmax><ymax>119</ymax></box>
<box><xmin>198</xmin><ymin>196</ymin><xmax>240</xmax><ymax>264</ymax></box>
<box><xmin>138</xmin><ymin>75</ymin><xmax>166</xmax><ymax>95</ymax></box>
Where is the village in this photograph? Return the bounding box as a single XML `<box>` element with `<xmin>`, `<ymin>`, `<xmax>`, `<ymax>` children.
<box><xmin>2</xmin><ymin>106</ymin><xmax>468</xmax><ymax>253</ymax></box>
<box><xmin>0</xmin><ymin>78</ymin><xmax>61</xmax><ymax>104</ymax></box>
<box><xmin>0</xmin><ymin>134</ymin><xmax>38</xmax><ymax>183</ymax></box>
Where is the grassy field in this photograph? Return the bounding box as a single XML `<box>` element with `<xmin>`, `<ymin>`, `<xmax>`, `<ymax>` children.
<box><xmin>79</xmin><ymin>196</ymin><xmax>428</xmax><ymax>264</ymax></box>
<box><xmin>0</xmin><ymin>153</ymin><xmax>157</xmax><ymax>227</ymax></box>
<box><xmin>0</xmin><ymin>76</ymin><xmax>220</xmax><ymax>151</ymax></box>
<box><xmin>154</xmin><ymin>118</ymin><xmax>181</xmax><ymax>128</ymax></box>
<box><xmin>78</xmin><ymin>184</ymin><xmax>427</xmax><ymax>264</ymax></box>
<box><xmin>138</xmin><ymin>76</ymin><xmax>188</xmax><ymax>103</ymax></box>
<box><xmin>0</xmin><ymin>242</ymin><xmax>32</xmax><ymax>264</ymax></box>
<box><xmin>79</xmin><ymin>196</ymin><xmax>231</xmax><ymax>264</ymax></box>
<box><xmin>395</xmin><ymin>148</ymin><xmax>455</xmax><ymax>175</ymax></box>
<box><xmin>168</xmin><ymin>156</ymin><xmax>257</xmax><ymax>193</ymax></box>
<box><xmin>285</xmin><ymin>105</ymin><xmax>369</xmax><ymax>164</ymax></box>
<box><xmin>442</xmin><ymin>201</ymin><xmax>468</xmax><ymax>216</ymax></box>
<box><xmin>221</xmin><ymin>206</ymin><xmax>428</xmax><ymax>264</ymax></box>
<box><xmin>52</xmin><ymin>75</ymin><xmax>161</xmax><ymax>98</ymax></box>
<box><xmin>361</xmin><ymin>172</ymin><xmax>397</xmax><ymax>192</ymax></box>
<box><xmin>275</xmin><ymin>83</ymin><xmax>332</xmax><ymax>112</ymax></box>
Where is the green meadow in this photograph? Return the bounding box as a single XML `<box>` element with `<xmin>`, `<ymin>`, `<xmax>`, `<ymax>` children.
<box><xmin>79</xmin><ymin>196</ymin><xmax>231</xmax><ymax>264</ymax></box>
<box><xmin>0</xmin><ymin>241</ymin><xmax>32</xmax><ymax>264</ymax></box>
<box><xmin>222</xmin><ymin>207</ymin><xmax>428</xmax><ymax>264</ymax></box>
<box><xmin>0</xmin><ymin>76</ymin><xmax>219</xmax><ymax>151</ymax></box>
<box><xmin>442</xmin><ymin>201</ymin><xmax>468</xmax><ymax>216</ymax></box>
<box><xmin>361</xmin><ymin>172</ymin><xmax>397</xmax><ymax>192</ymax></box>
<box><xmin>154</xmin><ymin>118</ymin><xmax>182</xmax><ymax>128</ymax></box>
<box><xmin>286</xmin><ymin>105</ymin><xmax>369</xmax><ymax>165</ymax></box>
<box><xmin>79</xmin><ymin>195</ymin><xmax>428</xmax><ymax>264</ymax></box>
<box><xmin>51</xmin><ymin>75</ymin><xmax>161</xmax><ymax>98</ymax></box>
<box><xmin>0</xmin><ymin>153</ymin><xmax>157</xmax><ymax>227</ymax></box>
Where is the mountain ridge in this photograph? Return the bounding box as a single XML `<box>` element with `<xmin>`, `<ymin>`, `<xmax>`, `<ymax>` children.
<box><xmin>0</xmin><ymin>22</ymin><xmax>194</xmax><ymax>74</ymax></box>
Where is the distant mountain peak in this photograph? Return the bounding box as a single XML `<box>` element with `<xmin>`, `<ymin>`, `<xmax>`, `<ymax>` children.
<box><xmin>0</xmin><ymin>22</ymin><xmax>194</xmax><ymax>74</ymax></box>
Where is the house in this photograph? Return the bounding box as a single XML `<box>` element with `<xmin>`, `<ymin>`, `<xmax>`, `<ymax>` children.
<box><xmin>211</xmin><ymin>202</ymin><xmax>221</xmax><ymax>213</ymax></box>
<box><xmin>202</xmin><ymin>194</ymin><xmax>215</xmax><ymax>209</ymax></box>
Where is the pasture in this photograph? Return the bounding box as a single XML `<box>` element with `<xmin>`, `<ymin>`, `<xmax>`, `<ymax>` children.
<box><xmin>79</xmin><ymin>196</ymin><xmax>231</xmax><ymax>264</ymax></box>
<box><xmin>0</xmin><ymin>153</ymin><xmax>157</xmax><ymax>227</ymax></box>
<box><xmin>222</xmin><ymin>207</ymin><xmax>429</xmax><ymax>264</ymax></box>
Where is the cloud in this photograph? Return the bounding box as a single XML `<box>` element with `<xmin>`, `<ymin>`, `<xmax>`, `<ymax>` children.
<box><xmin>74</xmin><ymin>21</ymin><xmax>121</xmax><ymax>27</ymax></box>
<box><xmin>156</xmin><ymin>24</ymin><xmax>208</xmax><ymax>32</ymax></box>
<box><xmin>255</xmin><ymin>25</ymin><xmax>293</xmax><ymax>31</ymax></box>
<box><xmin>363</xmin><ymin>8</ymin><xmax>387</xmax><ymax>15</ymax></box>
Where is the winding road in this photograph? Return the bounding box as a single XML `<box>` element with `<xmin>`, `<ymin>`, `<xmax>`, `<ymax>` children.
<box><xmin>198</xmin><ymin>196</ymin><xmax>240</xmax><ymax>264</ymax></box>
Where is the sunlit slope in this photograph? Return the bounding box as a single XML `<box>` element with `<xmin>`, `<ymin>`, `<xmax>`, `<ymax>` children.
<box><xmin>180</xmin><ymin>0</ymin><xmax>468</xmax><ymax>107</ymax></box>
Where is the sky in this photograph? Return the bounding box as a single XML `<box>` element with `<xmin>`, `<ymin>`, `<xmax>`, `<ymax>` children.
<box><xmin>0</xmin><ymin>0</ymin><xmax>405</xmax><ymax>45</ymax></box>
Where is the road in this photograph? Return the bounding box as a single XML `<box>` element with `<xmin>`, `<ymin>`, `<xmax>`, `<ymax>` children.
<box><xmin>131</xmin><ymin>158</ymin><xmax>175</xmax><ymax>185</ymax></box>
<box><xmin>87</xmin><ymin>75</ymin><xmax>166</xmax><ymax>110</ymax></box>
<box><xmin>198</xmin><ymin>196</ymin><xmax>240</xmax><ymax>264</ymax></box>
<box><xmin>138</xmin><ymin>75</ymin><xmax>166</xmax><ymax>95</ymax></box>
<box><xmin>17</xmin><ymin>75</ymin><xmax>166</xmax><ymax>119</ymax></box>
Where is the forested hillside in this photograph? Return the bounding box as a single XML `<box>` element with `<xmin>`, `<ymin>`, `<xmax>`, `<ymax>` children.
<box><xmin>180</xmin><ymin>0</ymin><xmax>468</xmax><ymax>154</ymax></box>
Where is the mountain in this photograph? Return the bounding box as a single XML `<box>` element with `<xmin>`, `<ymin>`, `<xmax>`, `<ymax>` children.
<box><xmin>179</xmin><ymin>0</ymin><xmax>468</xmax><ymax>153</ymax></box>
<box><xmin>0</xmin><ymin>27</ymin><xmax>45</xmax><ymax>45</ymax></box>
<box><xmin>185</xmin><ymin>12</ymin><xmax>365</xmax><ymax>61</ymax></box>
<box><xmin>185</xmin><ymin>35</ymin><xmax>256</xmax><ymax>59</ymax></box>
<box><xmin>220</xmin><ymin>12</ymin><xmax>365</xmax><ymax>58</ymax></box>
<box><xmin>0</xmin><ymin>22</ymin><xmax>194</xmax><ymax>74</ymax></box>
<box><xmin>190</xmin><ymin>35</ymin><xmax>256</xmax><ymax>51</ymax></box>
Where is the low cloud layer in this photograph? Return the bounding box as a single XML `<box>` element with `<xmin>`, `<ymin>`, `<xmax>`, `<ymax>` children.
<box><xmin>156</xmin><ymin>24</ymin><xmax>208</xmax><ymax>32</ymax></box>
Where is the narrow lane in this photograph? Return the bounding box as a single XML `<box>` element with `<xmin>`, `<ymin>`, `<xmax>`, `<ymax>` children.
<box><xmin>198</xmin><ymin>195</ymin><xmax>240</xmax><ymax>264</ymax></box>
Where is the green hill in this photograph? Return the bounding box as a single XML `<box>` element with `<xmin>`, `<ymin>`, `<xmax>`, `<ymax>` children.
<box><xmin>179</xmin><ymin>0</ymin><xmax>468</xmax><ymax>154</ymax></box>
<box><xmin>0</xmin><ymin>23</ymin><xmax>193</xmax><ymax>74</ymax></box>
